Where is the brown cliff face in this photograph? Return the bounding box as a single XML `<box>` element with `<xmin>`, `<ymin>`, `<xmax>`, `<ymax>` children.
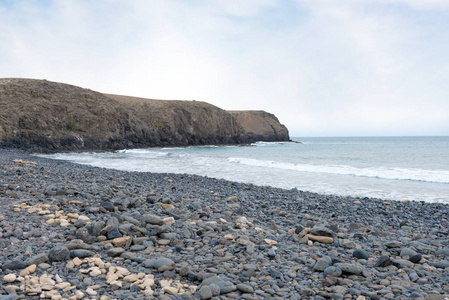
<box><xmin>0</xmin><ymin>78</ymin><xmax>289</xmax><ymax>152</ymax></box>
<box><xmin>229</xmin><ymin>110</ymin><xmax>290</xmax><ymax>142</ymax></box>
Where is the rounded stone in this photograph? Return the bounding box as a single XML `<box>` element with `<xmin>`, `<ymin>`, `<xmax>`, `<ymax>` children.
<box><xmin>374</xmin><ymin>256</ymin><xmax>392</xmax><ymax>268</ymax></box>
<box><xmin>3</xmin><ymin>274</ymin><xmax>17</xmax><ymax>283</ymax></box>
<box><xmin>352</xmin><ymin>249</ymin><xmax>370</xmax><ymax>260</ymax></box>
<box><xmin>70</xmin><ymin>249</ymin><xmax>94</xmax><ymax>258</ymax></box>
<box><xmin>48</xmin><ymin>246</ymin><xmax>70</xmax><ymax>262</ymax></box>
<box><xmin>209</xmin><ymin>283</ymin><xmax>220</xmax><ymax>296</ymax></box>
<box><xmin>323</xmin><ymin>266</ymin><xmax>342</xmax><ymax>277</ymax></box>
<box><xmin>199</xmin><ymin>286</ymin><xmax>212</xmax><ymax>299</ymax></box>
<box><xmin>236</xmin><ymin>283</ymin><xmax>254</xmax><ymax>293</ymax></box>
<box><xmin>409</xmin><ymin>254</ymin><xmax>422</xmax><ymax>263</ymax></box>
<box><xmin>2</xmin><ymin>260</ymin><xmax>27</xmax><ymax>270</ymax></box>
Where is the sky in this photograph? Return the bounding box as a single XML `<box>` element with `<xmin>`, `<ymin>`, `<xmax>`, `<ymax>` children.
<box><xmin>1</xmin><ymin>0</ymin><xmax>448</xmax><ymax>137</ymax></box>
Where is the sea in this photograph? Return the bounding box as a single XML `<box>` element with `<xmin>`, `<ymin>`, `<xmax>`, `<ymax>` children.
<box><xmin>41</xmin><ymin>136</ymin><xmax>449</xmax><ymax>203</ymax></box>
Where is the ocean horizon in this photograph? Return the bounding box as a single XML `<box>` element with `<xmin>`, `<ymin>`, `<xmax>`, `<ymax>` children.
<box><xmin>41</xmin><ymin>136</ymin><xmax>449</xmax><ymax>203</ymax></box>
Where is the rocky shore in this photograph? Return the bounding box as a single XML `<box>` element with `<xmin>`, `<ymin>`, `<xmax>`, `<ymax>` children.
<box><xmin>1</xmin><ymin>148</ymin><xmax>449</xmax><ymax>300</ymax></box>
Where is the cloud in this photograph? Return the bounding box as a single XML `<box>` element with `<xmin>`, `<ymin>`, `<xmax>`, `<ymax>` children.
<box><xmin>0</xmin><ymin>0</ymin><xmax>448</xmax><ymax>136</ymax></box>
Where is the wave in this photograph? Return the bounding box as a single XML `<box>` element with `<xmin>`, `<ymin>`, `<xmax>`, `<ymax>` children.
<box><xmin>227</xmin><ymin>157</ymin><xmax>449</xmax><ymax>184</ymax></box>
<box><xmin>251</xmin><ymin>141</ymin><xmax>295</xmax><ymax>147</ymax></box>
<box><xmin>119</xmin><ymin>149</ymin><xmax>170</xmax><ymax>156</ymax></box>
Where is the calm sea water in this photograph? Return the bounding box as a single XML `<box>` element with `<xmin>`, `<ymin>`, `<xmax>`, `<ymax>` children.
<box><xmin>42</xmin><ymin>136</ymin><xmax>449</xmax><ymax>203</ymax></box>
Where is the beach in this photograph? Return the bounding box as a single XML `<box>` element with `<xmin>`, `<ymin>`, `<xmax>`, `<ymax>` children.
<box><xmin>1</xmin><ymin>147</ymin><xmax>449</xmax><ymax>300</ymax></box>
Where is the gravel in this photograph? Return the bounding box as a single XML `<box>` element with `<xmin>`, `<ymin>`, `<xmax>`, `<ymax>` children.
<box><xmin>1</xmin><ymin>148</ymin><xmax>449</xmax><ymax>299</ymax></box>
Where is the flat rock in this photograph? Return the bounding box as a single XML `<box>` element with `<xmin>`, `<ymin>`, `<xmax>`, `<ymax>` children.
<box><xmin>106</xmin><ymin>247</ymin><xmax>125</xmax><ymax>257</ymax></box>
<box><xmin>236</xmin><ymin>283</ymin><xmax>254</xmax><ymax>293</ymax></box>
<box><xmin>435</xmin><ymin>248</ymin><xmax>449</xmax><ymax>256</ymax></box>
<box><xmin>307</xmin><ymin>234</ymin><xmax>334</xmax><ymax>244</ymax></box>
<box><xmin>334</xmin><ymin>263</ymin><xmax>363</xmax><ymax>275</ymax></box>
<box><xmin>143</xmin><ymin>214</ymin><xmax>164</xmax><ymax>225</ymax></box>
<box><xmin>310</xmin><ymin>226</ymin><xmax>334</xmax><ymax>237</ymax></box>
<box><xmin>143</xmin><ymin>258</ymin><xmax>175</xmax><ymax>270</ymax></box>
<box><xmin>385</xmin><ymin>241</ymin><xmax>402</xmax><ymax>248</ymax></box>
<box><xmin>2</xmin><ymin>260</ymin><xmax>27</xmax><ymax>270</ymax></box>
<box><xmin>70</xmin><ymin>249</ymin><xmax>94</xmax><ymax>258</ymax></box>
<box><xmin>431</xmin><ymin>260</ymin><xmax>449</xmax><ymax>268</ymax></box>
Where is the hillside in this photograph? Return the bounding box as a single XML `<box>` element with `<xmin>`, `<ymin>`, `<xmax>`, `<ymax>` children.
<box><xmin>0</xmin><ymin>78</ymin><xmax>289</xmax><ymax>152</ymax></box>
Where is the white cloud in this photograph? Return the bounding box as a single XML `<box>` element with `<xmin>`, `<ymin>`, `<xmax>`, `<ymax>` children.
<box><xmin>0</xmin><ymin>0</ymin><xmax>448</xmax><ymax>136</ymax></box>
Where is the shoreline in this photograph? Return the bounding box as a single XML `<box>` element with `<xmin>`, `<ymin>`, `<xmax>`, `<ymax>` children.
<box><xmin>1</xmin><ymin>148</ymin><xmax>449</xmax><ymax>299</ymax></box>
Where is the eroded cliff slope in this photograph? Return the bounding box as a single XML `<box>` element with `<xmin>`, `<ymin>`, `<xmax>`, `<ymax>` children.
<box><xmin>0</xmin><ymin>78</ymin><xmax>289</xmax><ymax>152</ymax></box>
<box><xmin>229</xmin><ymin>110</ymin><xmax>289</xmax><ymax>142</ymax></box>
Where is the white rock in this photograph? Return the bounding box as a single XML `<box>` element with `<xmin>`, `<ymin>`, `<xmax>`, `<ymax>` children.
<box><xmin>3</xmin><ymin>273</ymin><xmax>17</xmax><ymax>283</ymax></box>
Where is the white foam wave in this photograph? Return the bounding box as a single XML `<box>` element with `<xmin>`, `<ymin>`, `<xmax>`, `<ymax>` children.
<box><xmin>251</xmin><ymin>141</ymin><xmax>294</xmax><ymax>147</ymax></box>
<box><xmin>227</xmin><ymin>157</ymin><xmax>449</xmax><ymax>184</ymax></box>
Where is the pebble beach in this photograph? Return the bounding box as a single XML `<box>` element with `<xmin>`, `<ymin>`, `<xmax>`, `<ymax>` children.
<box><xmin>1</xmin><ymin>148</ymin><xmax>449</xmax><ymax>300</ymax></box>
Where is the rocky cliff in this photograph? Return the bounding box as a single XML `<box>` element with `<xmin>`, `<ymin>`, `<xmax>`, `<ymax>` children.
<box><xmin>0</xmin><ymin>78</ymin><xmax>289</xmax><ymax>152</ymax></box>
<box><xmin>229</xmin><ymin>110</ymin><xmax>289</xmax><ymax>142</ymax></box>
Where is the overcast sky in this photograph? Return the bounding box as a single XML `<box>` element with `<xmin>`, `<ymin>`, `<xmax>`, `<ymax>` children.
<box><xmin>1</xmin><ymin>0</ymin><xmax>448</xmax><ymax>137</ymax></box>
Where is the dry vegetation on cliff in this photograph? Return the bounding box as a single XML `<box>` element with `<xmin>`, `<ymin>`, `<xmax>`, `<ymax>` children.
<box><xmin>0</xmin><ymin>78</ymin><xmax>289</xmax><ymax>152</ymax></box>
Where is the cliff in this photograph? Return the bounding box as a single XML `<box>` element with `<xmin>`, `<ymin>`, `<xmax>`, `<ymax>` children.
<box><xmin>228</xmin><ymin>110</ymin><xmax>290</xmax><ymax>142</ymax></box>
<box><xmin>0</xmin><ymin>78</ymin><xmax>289</xmax><ymax>152</ymax></box>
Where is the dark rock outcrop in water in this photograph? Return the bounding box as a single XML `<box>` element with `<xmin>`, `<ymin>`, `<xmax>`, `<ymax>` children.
<box><xmin>0</xmin><ymin>78</ymin><xmax>290</xmax><ymax>152</ymax></box>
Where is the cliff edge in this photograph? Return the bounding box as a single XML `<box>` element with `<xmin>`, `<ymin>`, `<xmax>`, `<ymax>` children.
<box><xmin>0</xmin><ymin>78</ymin><xmax>289</xmax><ymax>152</ymax></box>
<box><xmin>229</xmin><ymin>110</ymin><xmax>289</xmax><ymax>142</ymax></box>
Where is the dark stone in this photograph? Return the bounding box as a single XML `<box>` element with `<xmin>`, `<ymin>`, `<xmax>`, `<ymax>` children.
<box><xmin>26</xmin><ymin>253</ymin><xmax>49</xmax><ymax>266</ymax></box>
<box><xmin>70</xmin><ymin>249</ymin><xmax>94</xmax><ymax>258</ymax></box>
<box><xmin>102</xmin><ymin>201</ymin><xmax>115</xmax><ymax>212</ymax></box>
<box><xmin>352</xmin><ymin>249</ymin><xmax>370</xmax><ymax>260</ymax></box>
<box><xmin>48</xmin><ymin>246</ymin><xmax>70</xmax><ymax>262</ymax></box>
<box><xmin>374</xmin><ymin>256</ymin><xmax>392</xmax><ymax>268</ymax></box>
<box><xmin>86</xmin><ymin>221</ymin><xmax>106</xmax><ymax>236</ymax></box>
<box><xmin>130</xmin><ymin>284</ymin><xmax>142</xmax><ymax>292</ymax></box>
<box><xmin>409</xmin><ymin>254</ymin><xmax>422</xmax><ymax>263</ymax></box>
<box><xmin>74</xmin><ymin>219</ymin><xmax>87</xmax><ymax>228</ymax></box>
<box><xmin>75</xmin><ymin>227</ymin><xmax>91</xmax><ymax>242</ymax></box>
<box><xmin>107</xmin><ymin>227</ymin><xmax>122</xmax><ymax>239</ymax></box>
<box><xmin>2</xmin><ymin>259</ymin><xmax>27</xmax><ymax>270</ymax></box>
<box><xmin>295</xmin><ymin>225</ymin><xmax>304</xmax><ymax>234</ymax></box>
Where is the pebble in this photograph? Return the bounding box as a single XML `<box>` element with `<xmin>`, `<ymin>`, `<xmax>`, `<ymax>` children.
<box><xmin>374</xmin><ymin>255</ymin><xmax>392</xmax><ymax>267</ymax></box>
<box><xmin>2</xmin><ymin>260</ymin><xmax>27</xmax><ymax>270</ymax></box>
<box><xmin>334</xmin><ymin>263</ymin><xmax>364</xmax><ymax>275</ymax></box>
<box><xmin>48</xmin><ymin>246</ymin><xmax>70</xmax><ymax>262</ymax></box>
<box><xmin>199</xmin><ymin>286</ymin><xmax>212</xmax><ymax>299</ymax></box>
<box><xmin>3</xmin><ymin>274</ymin><xmax>17</xmax><ymax>283</ymax></box>
<box><xmin>106</xmin><ymin>247</ymin><xmax>125</xmax><ymax>257</ymax></box>
<box><xmin>236</xmin><ymin>283</ymin><xmax>254</xmax><ymax>293</ymax></box>
<box><xmin>70</xmin><ymin>249</ymin><xmax>94</xmax><ymax>258</ymax></box>
<box><xmin>353</xmin><ymin>249</ymin><xmax>370</xmax><ymax>259</ymax></box>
